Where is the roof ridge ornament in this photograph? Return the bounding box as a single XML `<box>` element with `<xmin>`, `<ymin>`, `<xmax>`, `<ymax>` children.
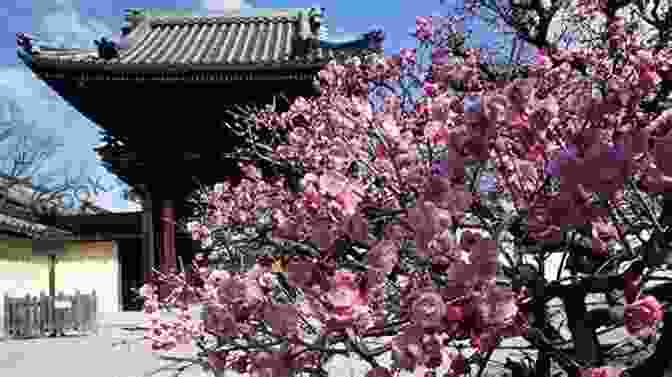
<box><xmin>292</xmin><ymin>7</ymin><xmax>324</xmax><ymax>57</ymax></box>
<box><xmin>317</xmin><ymin>27</ymin><xmax>385</xmax><ymax>50</ymax></box>
<box><xmin>94</xmin><ymin>37</ymin><xmax>119</xmax><ymax>60</ymax></box>
<box><xmin>123</xmin><ymin>8</ymin><xmax>149</xmax><ymax>35</ymax></box>
<box><xmin>16</xmin><ymin>32</ymin><xmax>40</xmax><ymax>55</ymax></box>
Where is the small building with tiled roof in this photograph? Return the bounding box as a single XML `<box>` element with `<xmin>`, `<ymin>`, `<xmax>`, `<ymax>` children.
<box><xmin>15</xmin><ymin>6</ymin><xmax>382</xmax><ymax>289</ymax></box>
<box><xmin>0</xmin><ymin>174</ymin><xmax>201</xmax><ymax>316</ymax></box>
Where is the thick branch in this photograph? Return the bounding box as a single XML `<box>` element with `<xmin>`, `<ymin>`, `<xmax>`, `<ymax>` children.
<box><xmin>563</xmin><ymin>287</ymin><xmax>603</xmax><ymax>366</ymax></box>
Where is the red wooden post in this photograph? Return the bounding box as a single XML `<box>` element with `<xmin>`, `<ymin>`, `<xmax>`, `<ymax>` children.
<box><xmin>159</xmin><ymin>199</ymin><xmax>177</xmax><ymax>299</ymax></box>
<box><xmin>141</xmin><ymin>193</ymin><xmax>155</xmax><ymax>284</ymax></box>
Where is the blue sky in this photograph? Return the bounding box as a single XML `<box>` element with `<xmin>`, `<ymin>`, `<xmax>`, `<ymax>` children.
<box><xmin>0</xmin><ymin>0</ymin><xmax>506</xmax><ymax>212</ymax></box>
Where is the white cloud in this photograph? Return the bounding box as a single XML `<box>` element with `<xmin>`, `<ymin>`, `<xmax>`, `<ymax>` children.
<box><xmin>39</xmin><ymin>5</ymin><xmax>112</xmax><ymax>48</ymax></box>
<box><xmin>94</xmin><ymin>189</ymin><xmax>142</xmax><ymax>213</ymax></box>
<box><xmin>201</xmin><ymin>0</ymin><xmax>254</xmax><ymax>12</ymax></box>
<box><xmin>1</xmin><ymin>0</ymin><xmax>142</xmax><ymax>212</ymax></box>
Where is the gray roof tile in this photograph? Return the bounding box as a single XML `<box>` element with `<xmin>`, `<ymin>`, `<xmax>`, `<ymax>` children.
<box><xmin>20</xmin><ymin>13</ymin><xmax>334</xmax><ymax>71</ymax></box>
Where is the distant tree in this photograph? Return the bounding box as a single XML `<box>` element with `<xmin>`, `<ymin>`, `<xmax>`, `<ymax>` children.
<box><xmin>0</xmin><ymin>99</ymin><xmax>111</xmax><ymax>218</ymax></box>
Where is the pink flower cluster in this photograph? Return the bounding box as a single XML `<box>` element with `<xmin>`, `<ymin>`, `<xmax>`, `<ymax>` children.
<box><xmin>579</xmin><ymin>366</ymin><xmax>625</xmax><ymax>377</ymax></box>
<box><xmin>141</xmin><ymin>8</ymin><xmax>672</xmax><ymax>377</ymax></box>
<box><xmin>415</xmin><ymin>16</ymin><xmax>433</xmax><ymax>41</ymax></box>
<box><xmin>624</xmin><ymin>295</ymin><xmax>664</xmax><ymax>337</ymax></box>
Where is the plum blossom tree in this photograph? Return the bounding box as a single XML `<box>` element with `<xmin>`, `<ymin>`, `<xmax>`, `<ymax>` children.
<box><xmin>136</xmin><ymin>6</ymin><xmax>672</xmax><ymax>377</ymax></box>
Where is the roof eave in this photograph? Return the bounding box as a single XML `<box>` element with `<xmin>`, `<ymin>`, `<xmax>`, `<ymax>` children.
<box><xmin>22</xmin><ymin>56</ymin><xmax>331</xmax><ymax>73</ymax></box>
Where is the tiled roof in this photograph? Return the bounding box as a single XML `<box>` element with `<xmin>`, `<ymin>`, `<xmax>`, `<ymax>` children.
<box><xmin>0</xmin><ymin>212</ymin><xmax>73</xmax><ymax>239</ymax></box>
<box><xmin>0</xmin><ymin>175</ymin><xmax>109</xmax><ymax>216</ymax></box>
<box><xmin>18</xmin><ymin>12</ymin><xmax>336</xmax><ymax>72</ymax></box>
<box><xmin>0</xmin><ymin>175</ymin><xmax>110</xmax><ymax>238</ymax></box>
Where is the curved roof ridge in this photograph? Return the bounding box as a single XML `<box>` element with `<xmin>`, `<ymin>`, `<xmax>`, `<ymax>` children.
<box><xmin>148</xmin><ymin>14</ymin><xmax>297</xmax><ymax>26</ymax></box>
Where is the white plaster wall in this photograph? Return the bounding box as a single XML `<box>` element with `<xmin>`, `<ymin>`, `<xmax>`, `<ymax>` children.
<box><xmin>0</xmin><ymin>241</ymin><xmax>50</xmax><ymax>338</ymax></box>
<box><xmin>54</xmin><ymin>240</ymin><xmax>121</xmax><ymax>314</ymax></box>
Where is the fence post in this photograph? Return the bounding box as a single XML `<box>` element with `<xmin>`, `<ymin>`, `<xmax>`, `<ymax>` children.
<box><xmin>6</xmin><ymin>296</ymin><xmax>14</xmax><ymax>337</ymax></box>
<box><xmin>47</xmin><ymin>292</ymin><xmax>54</xmax><ymax>336</ymax></box>
<box><xmin>64</xmin><ymin>292</ymin><xmax>73</xmax><ymax>331</ymax></box>
<box><xmin>54</xmin><ymin>291</ymin><xmax>64</xmax><ymax>336</ymax></box>
<box><xmin>73</xmin><ymin>289</ymin><xmax>80</xmax><ymax>332</ymax></box>
<box><xmin>32</xmin><ymin>295</ymin><xmax>40</xmax><ymax>338</ymax></box>
<box><xmin>91</xmin><ymin>290</ymin><xmax>98</xmax><ymax>335</ymax></box>
<box><xmin>2</xmin><ymin>293</ymin><xmax>8</xmax><ymax>339</ymax></box>
<box><xmin>39</xmin><ymin>291</ymin><xmax>48</xmax><ymax>336</ymax></box>
<box><xmin>22</xmin><ymin>293</ymin><xmax>30</xmax><ymax>338</ymax></box>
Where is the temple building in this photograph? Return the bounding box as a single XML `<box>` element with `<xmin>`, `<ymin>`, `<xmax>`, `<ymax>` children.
<box><xmin>15</xmin><ymin>6</ymin><xmax>382</xmax><ymax>290</ymax></box>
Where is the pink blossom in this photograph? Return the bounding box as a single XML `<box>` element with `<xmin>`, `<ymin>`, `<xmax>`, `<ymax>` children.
<box><xmin>399</xmin><ymin>48</ymin><xmax>416</xmax><ymax>65</ymax></box>
<box><xmin>271</xmin><ymin>209</ymin><xmax>299</xmax><ymax>240</ymax></box>
<box><xmin>471</xmin><ymin>330</ymin><xmax>499</xmax><ymax>353</ymax></box>
<box><xmin>411</xmin><ymin>291</ymin><xmax>447</xmax><ymax>328</ymax></box>
<box><xmin>367</xmin><ymin>239</ymin><xmax>398</xmax><ymax>275</ymax></box>
<box><xmin>535</xmin><ymin>49</ymin><xmax>552</xmax><ymax>69</ymax></box>
<box><xmin>448</xmin><ymin>352</ymin><xmax>467</xmax><ymax>376</ymax></box>
<box><xmin>624</xmin><ymin>295</ymin><xmax>663</xmax><ymax>336</ymax></box>
<box><xmin>623</xmin><ymin>267</ymin><xmax>642</xmax><ymax>304</ymax></box>
<box><xmin>250</xmin><ymin>351</ymin><xmax>292</xmax><ymax>377</ymax></box>
<box><xmin>591</xmin><ymin>219</ymin><xmax>618</xmax><ymax>256</ymax></box>
<box><xmin>258</xmin><ymin>272</ymin><xmax>276</xmax><ymax>290</ymax></box>
<box><xmin>286</xmin><ymin>261</ymin><xmax>314</xmax><ymax>289</ymax></box>
<box><xmin>327</xmin><ymin>270</ymin><xmax>368</xmax><ymax>324</ymax></box>
<box><xmin>207</xmin><ymin>352</ymin><xmax>228</xmax><ymax>370</ymax></box>
<box><xmin>415</xmin><ymin>16</ymin><xmax>432</xmax><ymax>41</ymax></box>
<box><xmin>654</xmin><ymin>133</ymin><xmax>672</xmax><ymax>177</ymax></box>
<box><xmin>319</xmin><ymin>171</ymin><xmax>347</xmax><ymax>196</ymax></box>
<box><xmin>391</xmin><ymin>325</ymin><xmax>424</xmax><ymax>370</ymax></box>
<box><xmin>431</xmin><ymin>47</ymin><xmax>452</xmax><ymax>65</ymax></box>
<box><xmin>508</xmin><ymin>110</ymin><xmax>529</xmax><ymax>129</ymax></box>
<box><xmin>311</xmin><ymin>219</ymin><xmax>337</xmax><ymax>252</ymax></box>
<box><xmin>343</xmin><ymin>212</ymin><xmax>369</xmax><ymax>244</ymax></box>
<box><xmin>546</xmin><ymin>144</ymin><xmax>578</xmax><ymax>177</ymax></box>
<box><xmin>366</xmin><ymin>367</ymin><xmax>393</xmax><ymax>377</ymax></box>
<box><xmin>302</xmin><ymin>184</ymin><xmax>321</xmax><ymax>210</ymax></box>
<box><xmin>578</xmin><ymin>366</ymin><xmax>625</xmax><ymax>377</ymax></box>
<box><xmin>423</xmin><ymin>81</ymin><xmax>438</xmax><ymax>97</ymax></box>
<box><xmin>187</xmin><ymin>221</ymin><xmax>210</xmax><ymax>242</ymax></box>
<box><xmin>381</xmin><ymin>114</ymin><xmax>402</xmax><ymax>142</ymax></box>
<box><xmin>487</xmin><ymin>286</ymin><xmax>519</xmax><ymax>325</ymax></box>
<box><xmin>334</xmin><ymin>190</ymin><xmax>360</xmax><ymax>216</ymax></box>
<box><xmin>139</xmin><ymin>284</ymin><xmax>156</xmax><ymax>299</ymax></box>
<box><xmin>264</xmin><ymin>303</ymin><xmax>298</xmax><ymax>336</ymax></box>
<box><xmin>641</xmin><ymin>164</ymin><xmax>672</xmax><ymax>192</ymax></box>
<box><xmin>407</xmin><ymin>201</ymin><xmax>441</xmax><ymax>257</ymax></box>
<box><xmin>319</xmin><ymin>171</ymin><xmax>363</xmax><ymax>216</ymax></box>
<box><xmin>445</xmin><ymin>304</ymin><xmax>465</xmax><ymax>322</ymax></box>
<box><xmin>206</xmin><ymin>270</ymin><xmax>231</xmax><ymax>288</ymax></box>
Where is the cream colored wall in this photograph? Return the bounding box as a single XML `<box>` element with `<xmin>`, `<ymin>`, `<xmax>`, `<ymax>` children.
<box><xmin>0</xmin><ymin>238</ymin><xmax>121</xmax><ymax>335</ymax></box>
<box><xmin>0</xmin><ymin>239</ymin><xmax>51</xmax><ymax>297</ymax></box>
<box><xmin>0</xmin><ymin>239</ymin><xmax>51</xmax><ymax>337</ymax></box>
<box><xmin>55</xmin><ymin>240</ymin><xmax>121</xmax><ymax>313</ymax></box>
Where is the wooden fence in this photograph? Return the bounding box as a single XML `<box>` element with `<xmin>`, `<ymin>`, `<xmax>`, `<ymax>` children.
<box><xmin>3</xmin><ymin>290</ymin><xmax>98</xmax><ymax>339</ymax></box>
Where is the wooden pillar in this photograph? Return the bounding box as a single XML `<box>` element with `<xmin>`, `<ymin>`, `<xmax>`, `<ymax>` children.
<box><xmin>160</xmin><ymin>198</ymin><xmax>177</xmax><ymax>274</ymax></box>
<box><xmin>141</xmin><ymin>193</ymin><xmax>155</xmax><ymax>283</ymax></box>
<box><xmin>158</xmin><ymin>198</ymin><xmax>176</xmax><ymax>300</ymax></box>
